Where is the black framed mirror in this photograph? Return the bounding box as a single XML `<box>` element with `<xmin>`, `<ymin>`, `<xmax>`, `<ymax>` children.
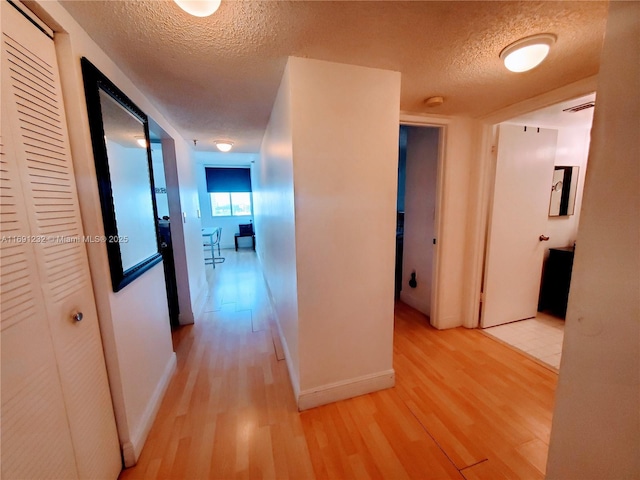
<box><xmin>549</xmin><ymin>165</ymin><xmax>580</xmax><ymax>217</ymax></box>
<box><xmin>81</xmin><ymin>58</ymin><xmax>162</xmax><ymax>291</ymax></box>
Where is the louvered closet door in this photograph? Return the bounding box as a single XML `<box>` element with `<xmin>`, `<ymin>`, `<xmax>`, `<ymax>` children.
<box><xmin>1</xmin><ymin>90</ymin><xmax>79</xmax><ymax>480</ymax></box>
<box><xmin>1</xmin><ymin>3</ymin><xmax>121</xmax><ymax>479</ymax></box>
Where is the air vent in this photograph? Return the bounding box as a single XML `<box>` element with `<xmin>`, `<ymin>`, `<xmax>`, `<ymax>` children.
<box><xmin>562</xmin><ymin>101</ymin><xmax>595</xmax><ymax>113</ymax></box>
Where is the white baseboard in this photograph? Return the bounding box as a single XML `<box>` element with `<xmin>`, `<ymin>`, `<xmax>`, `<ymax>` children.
<box><xmin>178</xmin><ymin>309</ymin><xmax>194</xmax><ymax>325</ymax></box>
<box><xmin>121</xmin><ymin>352</ymin><xmax>177</xmax><ymax>467</ymax></box>
<box><xmin>256</xmin><ymin>252</ymin><xmax>301</xmax><ymax>399</ymax></box>
<box><xmin>297</xmin><ymin>369</ymin><xmax>395</xmax><ymax>411</ymax></box>
<box><xmin>190</xmin><ymin>278</ymin><xmax>210</xmax><ymax>323</ymax></box>
<box><xmin>400</xmin><ymin>290</ymin><xmax>429</xmax><ymax>318</ymax></box>
<box><xmin>271</xmin><ymin>308</ymin><xmax>300</xmax><ymax>399</ymax></box>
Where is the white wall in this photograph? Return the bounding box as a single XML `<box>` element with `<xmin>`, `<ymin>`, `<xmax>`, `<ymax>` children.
<box><xmin>253</xmin><ymin>61</ymin><xmax>301</xmax><ymax>395</ymax></box>
<box><xmin>254</xmin><ymin>57</ymin><xmax>401</xmax><ymax>408</ymax></box>
<box><xmin>108</xmin><ymin>262</ymin><xmax>173</xmax><ymax>464</ymax></box>
<box><xmin>160</xmin><ymin>136</ymin><xmax>206</xmax><ymax>326</ymax></box>
<box><xmin>435</xmin><ymin>117</ymin><xmax>479</xmax><ymax>329</ymax></box>
<box><xmin>401</xmin><ymin>126</ymin><xmax>439</xmax><ymax>317</ymax></box>
<box><xmin>31</xmin><ymin>0</ymin><xmax>206</xmax><ymax>466</ymax></box>
<box><xmin>547</xmin><ymin>2</ymin><xmax>640</xmax><ymax>478</ymax></box>
<box><xmin>288</xmin><ymin>58</ymin><xmax>399</xmax><ymax>407</ymax></box>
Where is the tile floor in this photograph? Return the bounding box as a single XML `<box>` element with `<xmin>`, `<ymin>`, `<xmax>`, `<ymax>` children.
<box><xmin>483</xmin><ymin>312</ymin><xmax>565</xmax><ymax>370</ymax></box>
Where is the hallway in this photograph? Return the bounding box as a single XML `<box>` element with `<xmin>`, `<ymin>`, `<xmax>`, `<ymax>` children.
<box><xmin>119</xmin><ymin>251</ymin><xmax>557</xmax><ymax>479</ymax></box>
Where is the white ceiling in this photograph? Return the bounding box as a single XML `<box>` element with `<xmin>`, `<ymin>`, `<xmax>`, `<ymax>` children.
<box><xmin>59</xmin><ymin>1</ymin><xmax>608</xmax><ymax>153</ymax></box>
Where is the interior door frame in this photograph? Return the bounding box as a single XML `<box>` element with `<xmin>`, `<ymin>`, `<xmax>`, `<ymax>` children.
<box><xmin>466</xmin><ymin>76</ymin><xmax>599</xmax><ymax>329</ymax></box>
<box><xmin>399</xmin><ymin>113</ymin><xmax>447</xmax><ymax>328</ymax></box>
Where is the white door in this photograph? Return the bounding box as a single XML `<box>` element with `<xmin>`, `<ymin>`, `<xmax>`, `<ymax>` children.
<box><xmin>481</xmin><ymin>124</ymin><xmax>558</xmax><ymax>328</ymax></box>
<box><xmin>1</xmin><ymin>2</ymin><xmax>121</xmax><ymax>478</ymax></box>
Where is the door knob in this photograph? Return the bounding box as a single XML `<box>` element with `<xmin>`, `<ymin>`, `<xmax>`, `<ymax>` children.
<box><xmin>72</xmin><ymin>311</ymin><xmax>83</xmax><ymax>322</ymax></box>
<box><xmin>539</xmin><ymin>235</ymin><xmax>550</xmax><ymax>241</ymax></box>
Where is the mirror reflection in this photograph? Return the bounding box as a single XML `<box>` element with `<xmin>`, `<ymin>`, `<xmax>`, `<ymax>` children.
<box><xmin>100</xmin><ymin>90</ymin><xmax>158</xmax><ymax>270</ymax></box>
<box><xmin>549</xmin><ymin>166</ymin><xmax>579</xmax><ymax>216</ymax></box>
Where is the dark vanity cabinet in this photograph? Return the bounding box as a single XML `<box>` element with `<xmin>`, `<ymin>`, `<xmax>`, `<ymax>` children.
<box><xmin>538</xmin><ymin>247</ymin><xmax>575</xmax><ymax>318</ymax></box>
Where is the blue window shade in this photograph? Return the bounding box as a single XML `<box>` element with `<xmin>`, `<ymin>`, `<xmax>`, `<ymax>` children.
<box><xmin>205</xmin><ymin>167</ymin><xmax>252</xmax><ymax>193</ymax></box>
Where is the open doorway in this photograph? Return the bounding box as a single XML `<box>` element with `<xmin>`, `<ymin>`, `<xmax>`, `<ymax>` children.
<box><xmin>481</xmin><ymin>93</ymin><xmax>595</xmax><ymax>369</ymax></box>
<box><xmin>148</xmin><ymin>130</ymin><xmax>180</xmax><ymax>327</ymax></box>
<box><xmin>395</xmin><ymin>125</ymin><xmax>441</xmax><ymax>319</ymax></box>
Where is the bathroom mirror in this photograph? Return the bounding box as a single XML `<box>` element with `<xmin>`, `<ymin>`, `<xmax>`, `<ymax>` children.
<box><xmin>549</xmin><ymin>165</ymin><xmax>579</xmax><ymax>217</ymax></box>
<box><xmin>82</xmin><ymin>58</ymin><xmax>161</xmax><ymax>291</ymax></box>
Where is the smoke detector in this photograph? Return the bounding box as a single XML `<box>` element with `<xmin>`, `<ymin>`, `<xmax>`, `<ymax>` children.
<box><xmin>425</xmin><ymin>96</ymin><xmax>444</xmax><ymax>107</ymax></box>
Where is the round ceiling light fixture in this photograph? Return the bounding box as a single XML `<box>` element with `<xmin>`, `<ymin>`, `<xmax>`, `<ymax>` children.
<box><xmin>215</xmin><ymin>141</ymin><xmax>233</xmax><ymax>152</ymax></box>
<box><xmin>174</xmin><ymin>0</ymin><xmax>221</xmax><ymax>17</ymax></box>
<box><xmin>135</xmin><ymin>137</ymin><xmax>147</xmax><ymax>148</ymax></box>
<box><xmin>499</xmin><ymin>34</ymin><xmax>556</xmax><ymax>73</ymax></box>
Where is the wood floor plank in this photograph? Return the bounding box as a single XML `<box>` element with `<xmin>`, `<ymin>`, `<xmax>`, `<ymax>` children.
<box><xmin>516</xmin><ymin>438</ymin><xmax>549</xmax><ymax>476</ymax></box>
<box><xmin>392</xmin><ymin>302</ymin><xmax>557</xmax><ymax>475</ymax></box>
<box><xmin>119</xmin><ymin>251</ymin><xmax>556</xmax><ymax>480</ymax></box>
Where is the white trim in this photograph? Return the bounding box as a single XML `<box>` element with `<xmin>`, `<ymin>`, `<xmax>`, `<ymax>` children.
<box><xmin>186</xmin><ymin>278</ymin><xmax>209</xmax><ymax>325</ymax></box>
<box><xmin>178</xmin><ymin>306</ymin><xmax>194</xmax><ymax>325</ymax></box>
<box><xmin>121</xmin><ymin>352</ymin><xmax>177</xmax><ymax>467</ymax></box>
<box><xmin>467</xmin><ymin>76</ymin><xmax>599</xmax><ymax>329</ymax></box>
<box><xmin>297</xmin><ymin>369</ymin><xmax>396</xmax><ymax>411</ymax></box>
<box><xmin>8</xmin><ymin>0</ymin><xmax>54</xmax><ymax>37</ymax></box>
<box><xmin>400</xmin><ymin>111</ymin><xmax>454</xmax><ymax>126</ymax></box>
<box><xmin>462</xmin><ymin>124</ymin><xmax>496</xmax><ymax>329</ymax></box>
<box><xmin>399</xmin><ymin>113</ymin><xmax>448</xmax><ymax>328</ymax></box>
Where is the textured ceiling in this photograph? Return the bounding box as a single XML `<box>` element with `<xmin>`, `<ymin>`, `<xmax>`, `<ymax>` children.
<box><xmin>60</xmin><ymin>1</ymin><xmax>608</xmax><ymax>152</ymax></box>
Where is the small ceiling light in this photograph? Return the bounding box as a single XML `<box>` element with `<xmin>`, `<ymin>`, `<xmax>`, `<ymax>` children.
<box><xmin>174</xmin><ymin>0</ymin><xmax>221</xmax><ymax>17</ymax></box>
<box><xmin>215</xmin><ymin>141</ymin><xmax>233</xmax><ymax>152</ymax></box>
<box><xmin>500</xmin><ymin>34</ymin><xmax>556</xmax><ymax>73</ymax></box>
<box><xmin>136</xmin><ymin>137</ymin><xmax>147</xmax><ymax>148</ymax></box>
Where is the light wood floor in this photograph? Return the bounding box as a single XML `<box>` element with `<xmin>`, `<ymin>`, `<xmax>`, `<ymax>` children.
<box><xmin>119</xmin><ymin>251</ymin><xmax>557</xmax><ymax>479</ymax></box>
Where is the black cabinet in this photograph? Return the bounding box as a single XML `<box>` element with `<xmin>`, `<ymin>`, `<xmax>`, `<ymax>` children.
<box><xmin>538</xmin><ymin>247</ymin><xmax>575</xmax><ymax>318</ymax></box>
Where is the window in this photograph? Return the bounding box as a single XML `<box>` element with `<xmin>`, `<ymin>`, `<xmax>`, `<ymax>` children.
<box><xmin>210</xmin><ymin>192</ymin><xmax>252</xmax><ymax>217</ymax></box>
<box><xmin>205</xmin><ymin>167</ymin><xmax>253</xmax><ymax>217</ymax></box>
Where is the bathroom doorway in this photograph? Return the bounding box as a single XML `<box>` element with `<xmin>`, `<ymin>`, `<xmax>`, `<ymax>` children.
<box><xmin>395</xmin><ymin>125</ymin><xmax>441</xmax><ymax>319</ymax></box>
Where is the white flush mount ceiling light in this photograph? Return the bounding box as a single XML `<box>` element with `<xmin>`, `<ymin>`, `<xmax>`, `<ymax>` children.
<box><xmin>215</xmin><ymin>141</ymin><xmax>233</xmax><ymax>152</ymax></box>
<box><xmin>500</xmin><ymin>34</ymin><xmax>556</xmax><ymax>73</ymax></box>
<box><xmin>174</xmin><ymin>0</ymin><xmax>221</xmax><ymax>17</ymax></box>
<box><xmin>136</xmin><ymin>137</ymin><xmax>147</xmax><ymax>148</ymax></box>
